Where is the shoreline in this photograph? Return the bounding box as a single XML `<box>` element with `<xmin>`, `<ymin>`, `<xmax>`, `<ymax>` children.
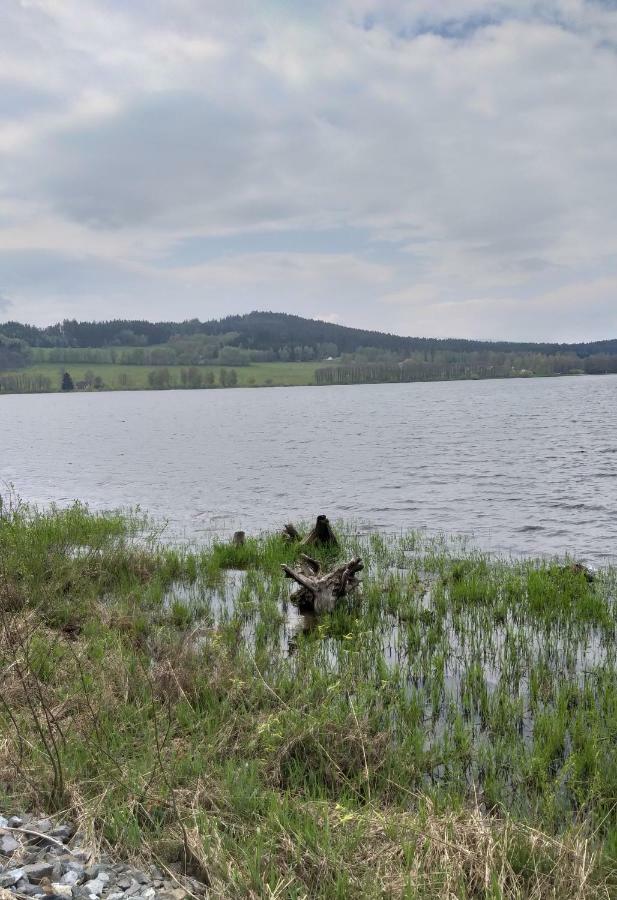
<box><xmin>0</xmin><ymin>366</ymin><xmax>610</xmax><ymax>398</ymax></box>
<box><xmin>1</xmin><ymin>502</ymin><xmax>616</xmax><ymax>896</ymax></box>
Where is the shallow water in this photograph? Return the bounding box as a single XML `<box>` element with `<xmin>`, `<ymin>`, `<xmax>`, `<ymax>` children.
<box><xmin>2</xmin><ymin>374</ymin><xmax>617</xmax><ymax>563</ymax></box>
<box><xmin>162</xmin><ymin>558</ymin><xmax>615</xmax><ymax>768</ymax></box>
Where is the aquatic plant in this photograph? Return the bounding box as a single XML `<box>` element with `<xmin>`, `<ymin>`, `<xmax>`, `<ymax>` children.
<box><xmin>1</xmin><ymin>499</ymin><xmax>616</xmax><ymax>896</ymax></box>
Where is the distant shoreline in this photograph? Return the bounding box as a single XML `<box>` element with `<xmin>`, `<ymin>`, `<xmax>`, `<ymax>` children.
<box><xmin>0</xmin><ymin>362</ymin><xmax>611</xmax><ymax>397</ymax></box>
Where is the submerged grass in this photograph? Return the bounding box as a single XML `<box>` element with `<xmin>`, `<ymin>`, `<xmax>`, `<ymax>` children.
<box><xmin>1</xmin><ymin>499</ymin><xmax>616</xmax><ymax>897</ymax></box>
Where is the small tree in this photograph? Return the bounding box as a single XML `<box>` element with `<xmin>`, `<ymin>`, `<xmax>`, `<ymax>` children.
<box><xmin>219</xmin><ymin>369</ymin><xmax>228</xmax><ymax>387</ymax></box>
<box><xmin>187</xmin><ymin>366</ymin><xmax>203</xmax><ymax>388</ymax></box>
<box><xmin>61</xmin><ymin>371</ymin><xmax>74</xmax><ymax>391</ymax></box>
<box><xmin>227</xmin><ymin>369</ymin><xmax>238</xmax><ymax>386</ymax></box>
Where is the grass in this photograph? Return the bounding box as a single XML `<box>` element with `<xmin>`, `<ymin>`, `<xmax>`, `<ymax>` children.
<box><xmin>1</xmin><ymin>498</ymin><xmax>617</xmax><ymax>897</ymax></box>
<box><xmin>1</xmin><ymin>361</ymin><xmax>329</xmax><ymax>392</ymax></box>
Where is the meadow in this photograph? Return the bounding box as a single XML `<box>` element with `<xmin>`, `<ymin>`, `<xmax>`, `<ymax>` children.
<box><xmin>0</xmin><ymin>361</ymin><xmax>328</xmax><ymax>393</ymax></box>
<box><xmin>1</xmin><ymin>497</ymin><xmax>616</xmax><ymax>897</ymax></box>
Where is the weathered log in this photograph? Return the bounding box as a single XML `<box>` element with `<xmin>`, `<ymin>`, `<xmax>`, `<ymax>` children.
<box><xmin>282</xmin><ymin>523</ymin><xmax>301</xmax><ymax>542</ymax></box>
<box><xmin>300</xmin><ymin>514</ymin><xmax>339</xmax><ymax>549</ymax></box>
<box><xmin>298</xmin><ymin>553</ymin><xmax>321</xmax><ymax>574</ymax></box>
<box><xmin>282</xmin><ymin>555</ymin><xmax>363</xmax><ymax>614</ymax></box>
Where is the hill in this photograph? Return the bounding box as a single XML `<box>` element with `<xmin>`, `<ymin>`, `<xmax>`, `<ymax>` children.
<box><xmin>2</xmin><ymin>311</ymin><xmax>617</xmax><ymax>393</ymax></box>
<box><xmin>2</xmin><ymin>310</ymin><xmax>617</xmax><ymax>357</ymax></box>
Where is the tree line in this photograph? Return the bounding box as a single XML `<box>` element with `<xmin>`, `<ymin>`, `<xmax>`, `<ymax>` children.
<box><xmin>2</xmin><ymin>310</ymin><xmax>616</xmax><ymax>358</ymax></box>
<box><xmin>315</xmin><ymin>351</ymin><xmax>617</xmax><ymax>386</ymax></box>
<box><xmin>25</xmin><ymin>337</ymin><xmax>327</xmax><ymax>368</ymax></box>
<box><xmin>0</xmin><ymin>368</ymin><xmax>242</xmax><ymax>394</ymax></box>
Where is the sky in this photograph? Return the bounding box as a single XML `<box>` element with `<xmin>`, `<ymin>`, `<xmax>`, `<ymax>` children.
<box><xmin>1</xmin><ymin>0</ymin><xmax>617</xmax><ymax>341</ymax></box>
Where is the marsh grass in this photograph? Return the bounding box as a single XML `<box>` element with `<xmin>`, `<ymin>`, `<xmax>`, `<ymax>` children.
<box><xmin>1</xmin><ymin>499</ymin><xmax>616</xmax><ymax>897</ymax></box>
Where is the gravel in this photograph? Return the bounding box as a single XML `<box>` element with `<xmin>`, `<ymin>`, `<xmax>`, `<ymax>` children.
<box><xmin>0</xmin><ymin>813</ymin><xmax>198</xmax><ymax>899</ymax></box>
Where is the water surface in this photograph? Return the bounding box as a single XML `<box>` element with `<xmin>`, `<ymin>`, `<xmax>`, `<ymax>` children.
<box><xmin>2</xmin><ymin>375</ymin><xmax>616</xmax><ymax>563</ymax></box>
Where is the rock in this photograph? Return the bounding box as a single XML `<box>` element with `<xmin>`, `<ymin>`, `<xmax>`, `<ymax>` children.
<box><xmin>116</xmin><ymin>877</ymin><xmax>132</xmax><ymax>890</ymax></box>
<box><xmin>14</xmin><ymin>882</ymin><xmax>45</xmax><ymax>897</ymax></box>
<box><xmin>132</xmin><ymin>871</ymin><xmax>149</xmax><ymax>885</ymax></box>
<box><xmin>7</xmin><ymin>817</ymin><xmax>23</xmax><ymax>829</ymax></box>
<box><xmin>60</xmin><ymin>869</ymin><xmax>83</xmax><ymax>886</ymax></box>
<box><xmin>0</xmin><ymin>868</ymin><xmax>25</xmax><ymax>887</ymax></box>
<box><xmin>139</xmin><ymin>889</ymin><xmax>155</xmax><ymax>899</ymax></box>
<box><xmin>63</xmin><ymin>861</ymin><xmax>86</xmax><ymax>875</ymax></box>
<box><xmin>0</xmin><ymin>817</ymin><xmax>8</xmax><ymax>829</ymax></box>
<box><xmin>49</xmin><ymin>825</ymin><xmax>74</xmax><ymax>843</ymax></box>
<box><xmin>50</xmin><ymin>885</ymin><xmax>73</xmax><ymax>898</ymax></box>
<box><xmin>24</xmin><ymin>862</ymin><xmax>55</xmax><ymax>883</ymax></box>
<box><xmin>0</xmin><ymin>836</ymin><xmax>20</xmax><ymax>856</ymax></box>
<box><xmin>77</xmin><ymin>873</ymin><xmax>109</xmax><ymax>897</ymax></box>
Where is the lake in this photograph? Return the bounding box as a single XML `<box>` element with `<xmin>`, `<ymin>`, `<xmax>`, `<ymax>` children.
<box><xmin>2</xmin><ymin>375</ymin><xmax>616</xmax><ymax>564</ymax></box>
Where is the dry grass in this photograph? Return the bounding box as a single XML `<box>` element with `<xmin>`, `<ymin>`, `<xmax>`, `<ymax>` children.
<box><xmin>158</xmin><ymin>790</ymin><xmax>611</xmax><ymax>899</ymax></box>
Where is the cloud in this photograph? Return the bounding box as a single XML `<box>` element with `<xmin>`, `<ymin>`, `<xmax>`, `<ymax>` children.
<box><xmin>1</xmin><ymin>0</ymin><xmax>617</xmax><ymax>338</ymax></box>
<box><xmin>379</xmin><ymin>276</ymin><xmax>617</xmax><ymax>342</ymax></box>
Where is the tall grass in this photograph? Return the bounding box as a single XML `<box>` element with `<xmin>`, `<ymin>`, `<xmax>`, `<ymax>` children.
<box><xmin>1</xmin><ymin>498</ymin><xmax>616</xmax><ymax>897</ymax></box>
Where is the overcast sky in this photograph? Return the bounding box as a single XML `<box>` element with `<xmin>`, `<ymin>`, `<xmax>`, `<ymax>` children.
<box><xmin>1</xmin><ymin>0</ymin><xmax>617</xmax><ymax>340</ymax></box>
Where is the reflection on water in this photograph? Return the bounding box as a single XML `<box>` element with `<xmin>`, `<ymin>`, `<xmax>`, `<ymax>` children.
<box><xmin>163</xmin><ymin>571</ymin><xmax>319</xmax><ymax>658</ymax></box>
<box><xmin>160</xmin><ymin>556</ymin><xmax>616</xmax><ymax>758</ymax></box>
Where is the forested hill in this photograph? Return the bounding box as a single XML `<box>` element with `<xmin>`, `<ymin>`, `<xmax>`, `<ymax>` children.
<box><xmin>195</xmin><ymin>312</ymin><xmax>617</xmax><ymax>357</ymax></box>
<box><xmin>2</xmin><ymin>310</ymin><xmax>617</xmax><ymax>357</ymax></box>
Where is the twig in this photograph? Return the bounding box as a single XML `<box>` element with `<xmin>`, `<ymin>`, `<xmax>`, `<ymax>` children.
<box><xmin>0</xmin><ymin>826</ymin><xmax>79</xmax><ymax>855</ymax></box>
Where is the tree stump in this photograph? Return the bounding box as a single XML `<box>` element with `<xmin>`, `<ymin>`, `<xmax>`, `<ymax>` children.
<box><xmin>282</xmin><ymin>553</ymin><xmax>363</xmax><ymax>614</ymax></box>
<box><xmin>300</xmin><ymin>515</ymin><xmax>339</xmax><ymax>548</ymax></box>
<box><xmin>282</xmin><ymin>523</ymin><xmax>301</xmax><ymax>542</ymax></box>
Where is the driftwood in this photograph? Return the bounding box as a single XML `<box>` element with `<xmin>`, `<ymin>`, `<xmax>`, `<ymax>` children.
<box><xmin>282</xmin><ymin>553</ymin><xmax>363</xmax><ymax>614</ymax></box>
<box><xmin>282</xmin><ymin>515</ymin><xmax>338</xmax><ymax>547</ymax></box>
<box><xmin>282</xmin><ymin>523</ymin><xmax>301</xmax><ymax>542</ymax></box>
<box><xmin>301</xmin><ymin>515</ymin><xmax>339</xmax><ymax>548</ymax></box>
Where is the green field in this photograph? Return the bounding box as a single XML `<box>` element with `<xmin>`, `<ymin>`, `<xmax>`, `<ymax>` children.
<box><xmin>1</xmin><ymin>360</ymin><xmax>329</xmax><ymax>393</ymax></box>
<box><xmin>1</xmin><ymin>499</ymin><xmax>616</xmax><ymax>897</ymax></box>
